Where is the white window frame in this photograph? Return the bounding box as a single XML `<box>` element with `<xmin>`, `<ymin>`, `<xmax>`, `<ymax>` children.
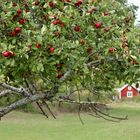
<box><xmin>127</xmin><ymin>91</ymin><xmax>133</xmax><ymax>98</ymax></box>
<box><xmin>128</xmin><ymin>86</ymin><xmax>132</xmax><ymax>90</ymax></box>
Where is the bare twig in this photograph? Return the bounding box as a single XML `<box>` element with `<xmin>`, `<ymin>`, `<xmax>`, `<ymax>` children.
<box><xmin>57</xmin><ymin>97</ymin><xmax>127</xmax><ymax>122</ymax></box>
<box><xmin>78</xmin><ymin>104</ymin><xmax>84</xmax><ymax>125</ymax></box>
<box><xmin>42</xmin><ymin>101</ymin><xmax>56</xmax><ymax>119</ymax></box>
<box><xmin>36</xmin><ymin>102</ymin><xmax>49</xmax><ymax>118</ymax></box>
<box><xmin>24</xmin><ymin>80</ymin><xmax>48</xmax><ymax>118</ymax></box>
<box><xmin>87</xmin><ymin>98</ymin><xmax>128</xmax><ymax>121</ymax></box>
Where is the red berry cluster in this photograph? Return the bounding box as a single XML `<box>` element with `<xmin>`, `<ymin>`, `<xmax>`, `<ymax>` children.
<box><xmin>55</xmin><ymin>63</ymin><xmax>64</xmax><ymax>79</ymax></box>
<box><xmin>10</xmin><ymin>27</ymin><xmax>21</xmax><ymax>37</ymax></box>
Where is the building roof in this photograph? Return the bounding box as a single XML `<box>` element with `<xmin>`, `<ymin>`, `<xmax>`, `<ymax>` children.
<box><xmin>117</xmin><ymin>84</ymin><xmax>140</xmax><ymax>93</ymax></box>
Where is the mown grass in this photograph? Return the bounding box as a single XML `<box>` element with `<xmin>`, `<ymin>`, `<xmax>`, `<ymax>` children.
<box><xmin>0</xmin><ymin>103</ymin><xmax>140</xmax><ymax>140</ymax></box>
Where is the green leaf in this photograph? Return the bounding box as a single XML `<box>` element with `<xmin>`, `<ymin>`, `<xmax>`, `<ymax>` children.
<box><xmin>41</xmin><ymin>25</ymin><xmax>47</xmax><ymax>35</ymax></box>
<box><xmin>37</xmin><ymin>63</ymin><xmax>44</xmax><ymax>72</ymax></box>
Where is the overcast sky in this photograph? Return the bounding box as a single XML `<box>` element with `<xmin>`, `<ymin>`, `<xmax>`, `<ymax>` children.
<box><xmin>127</xmin><ymin>0</ymin><xmax>140</xmax><ymax>24</ymax></box>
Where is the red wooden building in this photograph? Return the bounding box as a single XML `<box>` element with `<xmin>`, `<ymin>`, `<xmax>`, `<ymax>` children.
<box><xmin>118</xmin><ymin>84</ymin><xmax>139</xmax><ymax>99</ymax></box>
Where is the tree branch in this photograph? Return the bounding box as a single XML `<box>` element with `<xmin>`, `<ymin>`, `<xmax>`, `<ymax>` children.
<box><xmin>0</xmin><ymin>90</ymin><xmax>13</xmax><ymax>98</ymax></box>
<box><xmin>57</xmin><ymin>97</ymin><xmax>127</xmax><ymax>122</ymax></box>
<box><xmin>59</xmin><ymin>70</ymin><xmax>72</xmax><ymax>82</ymax></box>
<box><xmin>85</xmin><ymin>58</ymin><xmax>123</xmax><ymax>67</ymax></box>
<box><xmin>0</xmin><ymin>83</ymin><xmax>30</xmax><ymax>97</ymax></box>
<box><xmin>0</xmin><ymin>69</ymin><xmax>72</xmax><ymax>118</ymax></box>
<box><xmin>24</xmin><ymin>80</ymin><xmax>48</xmax><ymax>118</ymax></box>
<box><xmin>0</xmin><ymin>93</ymin><xmax>46</xmax><ymax>118</ymax></box>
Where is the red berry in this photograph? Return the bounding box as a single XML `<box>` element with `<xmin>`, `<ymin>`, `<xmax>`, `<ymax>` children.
<box><xmin>36</xmin><ymin>43</ymin><xmax>41</xmax><ymax>49</ymax></box>
<box><xmin>52</xmin><ymin>19</ymin><xmax>61</xmax><ymax>25</ymax></box>
<box><xmin>87</xmin><ymin>48</ymin><xmax>92</xmax><ymax>54</ymax></box>
<box><xmin>104</xmin><ymin>27</ymin><xmax>110</xmax><ymax>32</ymax></box>
<box><xmin>53</xmin><ymin>14</ymin><xmax>58</xmax><ymax>19</ymax></box>
<box><xmin>74</xmin><ymin>25</ymin><xmax>80</xmax><ymax>32</ymax></box>
<box><xmin>74</xmin><ymin>0</ymin><xmax>83</xmax><ymax>6</ymax></box>
<box><xmin>52</xmin><ymin>21</ymin><xmax>57</xmax><ymax>25</ymax></box>
<box><xmin>2</xmin><ymin>51</ymin><xmax>11</xmax><ymax>58</ymax></box>
<box><xmin>17</xmin><ymin>9</ymin><xmax>22</xmax><ymax>15</ymax></box>
<box><xmin>132</xmin><ymin>60</ymin><xmax>139</xmax><ymax>65</ymax></box>
<box><xmin>60</xmin><ymin>23</ymin><xmax>65</xmax><ymax>27</ymax></box>
<box><xmin>103</xmin><ymin>11</ymin><xmax>109</xmax><ymax>16</ymax></box>
<box><xmin>50</xmin><ymin>47</ymin><xmax>55</xmax><ymax>53</ymax></box>
<box><xmin>19</xmin><ymin>19</ymin><xmax>25</xmax><ymax>24</ymax></box>
<box><xmin>10</xmin><ymin>31</ymin><xmax>17</xmax><ymax>36</ymax></box>
<box><xmin>66</xmin><ymin>0</ymin><xmax>71</xmax><ymax>2</ymax></box>
<box><xmin>56</xmin><ymin>73</ymin><xmax>64</xmax><ymax>79</ymax></box>
<box><xmin>13</xmin><ymin>14</ymin><xmax>19</xmax><ymax>20</ymax></box>
<box><xmin>109</xmin><ymin>48</ymin><xmax>115</xmax><ymax>53</ymax></box>
<box><xmin>79</xmin><ymin>39</ymin><xmax>85</xmax><ymax>45</ymax></box>
<box><xmin>26</xmin><ymin>9</ymin><xmax>30</xmax><ymax>13</ymax></box>
<box><xmin>44</xmin><ymin>14</ymin><xmax>49</xmax><ymax>20</ymax></box>
<box><xmin>13</xmin><ymin>14</ymin><xmax>20</xmax><ymax>20</ymax></box>
<box><xmin>49</xmin><ymin>1</ymin><xmax>55</xmax><ymax>8</ymax></box>
<box><xmin>28</xmin><ymin>45</ymin><xmax>32</xmax><ymax>49</ymax></box>
<box><xmin>35</xmin><ymin>1</ymin><xmax>40</xmax><ymax>5</ymax></box>
<box><xmin>13</xmin><ymin>2</ymin><xmax>17</xmax><ymax>7</ymax></box>
<box><xmin>24</xmin><ymin>3</ymin><xmax>28</xmax><ymax>7</ymax></box>
<box><xmin>88</xmin><ymin>7</ymin><xmax>97</xmax><ymax>14</ymax></box>
<box><xmin>88</xmin><ymin>9</ymin><xmax>93</xmax><ymax>14</ymax></box>
<box><xmin>55</xmin><ymin>63</ymin><xmax>62</xmax><ymax>67</ymax></box>
<box><xmin>15</xmin><ymin>27</ymin><xmax>21</xmax><ymax>34</ymax></box>
<box><xmin>95</xmin><ymin>22</ymin><xmax>101</xmax><ymax>28</ymax></box>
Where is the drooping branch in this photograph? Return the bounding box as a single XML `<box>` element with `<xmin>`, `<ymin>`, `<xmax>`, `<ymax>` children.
<box><xmin>57</xmin><ymin>97</ymin><xmax>128</xmax><ymax>122</ymax></box>
<box><xmin>87</xmin><ymin>98</ymin><xmax>128</xmax><ymax>122</ymax></box>
<box><xmin>58</xmin><ymin>97</ymin><xmax>105</xmax><ymax>106</ymax></box>
<box><xmin>0</xmin><ymin>83</ymin><xmax>30</xmax><ymax>97</ymax></box>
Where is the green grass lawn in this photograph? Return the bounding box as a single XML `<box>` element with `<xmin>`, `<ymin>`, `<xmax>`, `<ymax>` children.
<box><xmin>0</xmin><ymin>103</ymin><xmax>140</xmax><ymax>140</ymax></box>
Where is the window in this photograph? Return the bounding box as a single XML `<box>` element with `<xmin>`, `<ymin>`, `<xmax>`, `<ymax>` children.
<box><xmin>127</xmin><ymin>92</ymin><xmax>133</xmax><ymax>97</ymax></box>
<box><xmin>128</xmin><ymin>86</ymin><xmax>132</xmax><ymax>90</ymax></box>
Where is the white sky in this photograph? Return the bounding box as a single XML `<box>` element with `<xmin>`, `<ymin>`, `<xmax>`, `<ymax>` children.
<box><xmin>127</xmin><ymin>0</ymin><xmax>140</xmax><ymax>24</ymax></box>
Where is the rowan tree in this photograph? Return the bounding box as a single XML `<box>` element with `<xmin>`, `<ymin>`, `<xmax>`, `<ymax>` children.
<box><xmin>0</xmin><ymin>0</ymin><xmax>140</xmax><ymax>121</ymax></box>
